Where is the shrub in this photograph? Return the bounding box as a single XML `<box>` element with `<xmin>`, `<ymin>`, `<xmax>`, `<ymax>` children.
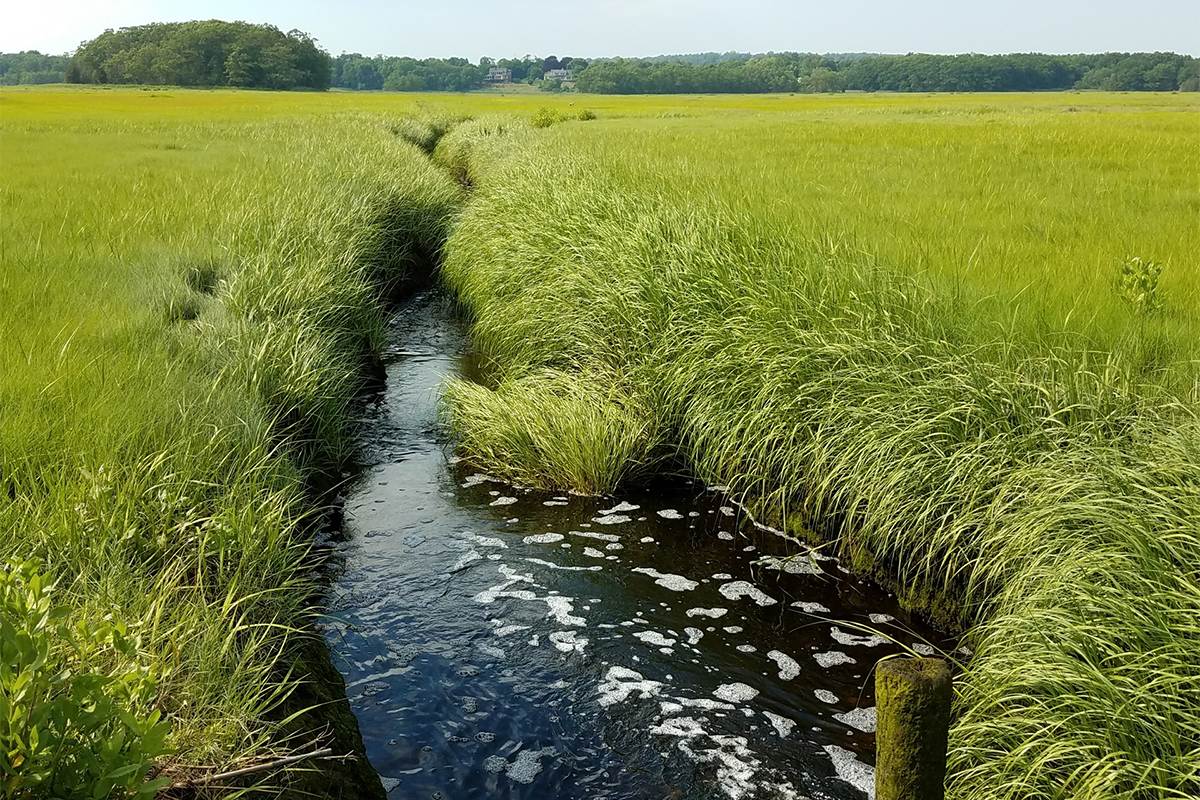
<box><xmin>0</xmin><ymin>560</ymin><xmax>171</xmax><ymax>798</ymax></box>
<box><xmin>529</xmin><ymin>106</ymin><xmax>565</xmax><ymax>128</ymax></box>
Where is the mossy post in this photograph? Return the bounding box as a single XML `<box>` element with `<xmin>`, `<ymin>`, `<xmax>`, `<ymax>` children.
<box><xmin>875</xmin><ymin>657</ymin><xmax>952</xmax><ymax>800</ymax></box>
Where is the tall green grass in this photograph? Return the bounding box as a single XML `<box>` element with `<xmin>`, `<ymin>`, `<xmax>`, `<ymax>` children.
<box><xmin>1</xmin><ymin>96</ymin><xmax>463</xmax><ymax>792</ymax></box>
<box><xmin>439</xmin><ymin>105</ymin><xmax>1200</xmax><ymax>799</ymax></box>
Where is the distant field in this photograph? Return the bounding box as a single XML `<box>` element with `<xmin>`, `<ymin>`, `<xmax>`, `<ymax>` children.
<box><xmin>2</xmin><ymin>86</ymin><xmax>1197</xmax><ymax>797</ymax></box>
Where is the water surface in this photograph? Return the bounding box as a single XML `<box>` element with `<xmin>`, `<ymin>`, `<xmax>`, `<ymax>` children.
<box><xmin>320</xmin><ymin>291</ymin><xmax>956</xmax><ymax>800</ymax></box>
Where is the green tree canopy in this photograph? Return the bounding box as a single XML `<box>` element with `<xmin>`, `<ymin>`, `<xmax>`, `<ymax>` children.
<box><xmin>66</xmin><ymin>21</ymin><xmax>330</xmax><ymax>89</ymax></box>
<box><xmin>0</xmin><ymin>51</ymin><xmax>69</xmax><ymax>85</ymax></box>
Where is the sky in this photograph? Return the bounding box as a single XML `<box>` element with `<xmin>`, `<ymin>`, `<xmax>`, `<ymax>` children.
<box><xmin>4</xmin><ymin>0</ymin><xmax>1198</xmax><ymax>58</ymax></box>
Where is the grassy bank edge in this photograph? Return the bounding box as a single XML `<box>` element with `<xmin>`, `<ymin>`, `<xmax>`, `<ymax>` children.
<box><xmin>0</xmin><ymin>113</ymin><xmax>466</xmax><ymax>795</ymax></box>
<box><xmin>435</xmin><ymin>121</ymin><xmax>1200</xmax><ymax>799</ymax></box>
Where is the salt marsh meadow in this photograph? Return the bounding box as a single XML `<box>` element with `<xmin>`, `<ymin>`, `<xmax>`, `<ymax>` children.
<box><xmin>2</xmin><ymin>84</ymin><xmax>1197</xmax><ymax>797</ymax></box>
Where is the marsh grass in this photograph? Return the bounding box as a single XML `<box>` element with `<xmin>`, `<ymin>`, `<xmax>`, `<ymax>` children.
<box><xmin>1</xmin><ymin>94</ymin><xmax>463</xmax><ymax>790</ymax></box>
<box><xmin>438</xmin><ymin>106</ymin><xmax>1200</xmax><ymax>799</ymax></box>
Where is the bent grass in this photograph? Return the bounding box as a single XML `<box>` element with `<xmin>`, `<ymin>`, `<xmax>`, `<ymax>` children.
<box><xmin>439</xmin><ymin>103</ymin><xmax>1200</xmax><ymax>800</ymax></box>
<box><xmin>1</xmin><ymin>92</ymin><xmax>463</xmax><ymax>789</ymax></box>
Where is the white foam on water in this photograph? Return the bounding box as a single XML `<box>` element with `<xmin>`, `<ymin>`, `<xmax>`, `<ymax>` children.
<box><xmin>713</xmin><ymin>682</ymin><xmax>759</xmax><ymax>703</ymax></box>
<box><xmin>718</xmin><ymin>532</ymin><xmax>735</xmax><ymax>540</ymax></box>
<box><xmin>469</xmin><ymin>534</ymin><xmax>508</xmax><ymax>548</ymax></box>
<box><xmin>712</xmin><ymin>573</ymin><xmax>733</xmax><ymax>580</ymax></box>
<box><xmin>657</xmin><ymin>509</ymin><xmax>684</xmax><ymax>519</ymax></box>
<box><xmin>488</xmin><ymin>553</ymin><xmax>503</xmax><ymax>560</ymax></box>
<box><xmin>834</xmin><ymin>706</ymin><xmax>877</xmax><ymax>732</ymax></box>
<box><xmin>719</xmin><ymin>506</ymin><xmax>735</xmax><ymax>516</ymax></box>
<box><xmin>524</xmin><ymin>557</ymin><xmax>602</xmax><ymax>572</ymax></box>
<box><xmin>634</xmin><ymin>630</ymin><xmax>677</xmax><ymax>648</ymax></box>
<box><xmin>650</xmin><ymin>714</ymin><xmax>708</xmax><ymax>738</ymax></box>
<box><xmin>632</xmin><ymin>567</ymin><xmax>699</xmax><ymax>592</ymax></box>
<box><xmin>640</xmin><ymin>536</ymin><xmax>655</xmax><ymax>543</ymax></box>
<box><xmin>869</xmin><ymin>613</ymin><xmax>895</xmax><ymax>624</ymax></box>
<box><xmin>523</xmin><ymin>532</ymin><xmax>564</xmax><ymax>544</ymax></box>
<box><xmin>718</xmin><ymin>581</ymin><xmax>778</xmax><ymax>606</ymax></box>
<box><xmin>449</xmin><ymin>549</ymin><xmax>482</xmax><ymax>573</ymax></box>
<box><xmin>462</xmin><ymin>473</ymin><xmax>499</xmax><ymax>488</ymax></box>
<box><xmin>831</xmin><ymin>626</ymin><xmax>889</xmax><ymax>647</ymax></box>
<box><xmin>678</xmin><ymin>697</ymin><xmax>735</xmax><ymax>711</ymax></box>
<box><xmin>814</xmin><ymin>651</ymin><xmax>857</xmax><ymax>668</ymax></box>
<box><xmin>685</xmin><ymin>627</ymin><xmax>704</xmax><ymax>645</ymax></box>
<box><xmin>767</xmin><ymin>650</ymin><xmax>801</xmax><ymax>681</ymax></box>
<box><xmin>473</xmin><ymin>565</ymin><xmax>536</xmax><ymax>604</ymax></box>
<box><xmin>542</xmin><ymin>500</ymin><xmax>569</xmax><ymax>506</ymax></box>
<box><xmin>736</xmin><ymin>644</ymin><xmax>757</xmax><ymax>653</ymax></box>
<box><xmin>570</xmin><ymin>530</ymin><xmax>620</xmax><ymax>542</ymax></box>
<box><xmin>582</xmin><ymin>546</ymin><xmax>605</xmax><ymax>558</ymax></box>
<box><xmin>606</xmin><ymin>542</ymin><xmax>624</xmax><ymax>550</ymax></box>
<box><xmin>549</xmin><ymin>630</ymin><xmax>588</xmax><ymax>653</ymax></box>
<box><xmin>823</xmin><ymin>744</ymin><xmax>876</xmax><ymax>799</ymax></box>
<box><xmin>597</xmin><ymin>666</ymin><xmax>663</xmax><ymax>707</ymax></box>
<box><xmin>594</xmin><ymin>514</ymin><xmax>632</xmax><ymax>525</ymax></box>
<box><xmin>791</xmin><ymin>601</ymin><xmax>831</xmax><ymax>613</ymax></box>
<box><xmin>545</xmin><ymin>596</ymin><xmax>585</xmax><ymax>627</ymax></box>
<box><xmin>723</xmin><ymin>626</ymin><xmax>743</xmax><ymax>633</ymax></box>
<box><xmin>505</xmin><ymin>747</ymin><xmax>557</xmax><ymax>784</ymax></box>
<box><xmin>490</xmin><ymin>496</ymin><xmax>518</xmax><ymax>506</ymax></box>
<box><xmin>493</xmin><ymin>624</ymin><xmax>530</xmax><ymax>638</ymax></box>
<box><xmin>756</xmin><ymin>554</ymin><xmax>822</xmax><ymax>576</ymax></box>
<box><xmin>913</xmin><ymin>642</ymin><xmax>937</xmax><ymax>656</ymax></box>
<box><xmin>379</xmin><ymin>776</ymin><xmax>401</xmax><ymax>793</ymax></box>
<box><xmin>763</xmin><ymin>711</ymin><xmax>796</xmax><ymax>738</ymax></box>
<box><xmin>477</xmin><ymin>643</ymin><xmax>506</xmax><ymax>659</ymax></box>
<box><xmin>814</xmin><ymin>689</ymin><xmax>839</xmax><ymax>704</ymax></box>
<box><xmin>600</xmin><ymin>501</ymin><xmax>640</xmax><ymax>514</ymax></box>
<box><xmin>686</xmin><ymin>607</ymin><xmax>729</xmax><ymax>619</ymax></box>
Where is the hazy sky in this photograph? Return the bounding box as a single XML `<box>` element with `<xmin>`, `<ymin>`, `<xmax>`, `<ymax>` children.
<box><xmin>5</xmin><ymin>0</ymin><xmax>1198</xmax><ymax>58</ymax></box>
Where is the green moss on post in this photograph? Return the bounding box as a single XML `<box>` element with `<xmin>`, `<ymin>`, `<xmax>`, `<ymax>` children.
<box><xmin>876</xmin><ymin>658</ymin><xmax>952</xmax><ymax>800</ymax></box>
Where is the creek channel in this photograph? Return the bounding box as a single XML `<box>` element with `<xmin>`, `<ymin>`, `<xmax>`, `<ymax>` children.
<box><xmin>318</xmin><ymin>290</ymin><xmax>957</xmax><ymax>800</ymax></box>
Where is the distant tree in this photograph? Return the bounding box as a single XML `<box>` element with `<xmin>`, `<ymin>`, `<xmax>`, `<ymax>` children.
<box><xmin>1179</xmin><ymin>63</ymin><xmax>1200</xmax><ymax>91</ymax></box>
<box><xmin>543</xmin><ymin>55</ymin><xmax>560</xmax><ymax>73</ymax></box>
<box><xmin>0</xmin><ymin>50</ymin><xmax>69</xmax><ymax>84</ymax></box>
<box><xmin>66</xmin><ymin>21</ymin><xmax>330</xmax><ymax>89</ymax></box>
<box><xmin>798</xmin><ymin>67</ymin><xmax>846</xmax><ymax>93</ymax></box>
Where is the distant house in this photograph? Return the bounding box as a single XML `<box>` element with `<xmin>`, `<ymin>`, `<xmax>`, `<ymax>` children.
<box><xmin>543</xmin><ymin>68</ymin><xmax>573</xmax><ymax>81</ymax></box>
<box><xmin>486</xmin><ymin>67</ymin><xmax>512</xmax><ymax>83</ymax></box>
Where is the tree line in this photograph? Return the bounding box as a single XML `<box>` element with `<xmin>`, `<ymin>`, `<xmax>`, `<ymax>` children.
<box><xmin>2</xmin><ymin>27</ymin><xmax>1196</xmax><ymax>95</ymax></box>
<box><xmin>63</xmin><ymin>21</ymin><xmax>330</xmax><ymax>89</ymax></box>
<box><xmin>330</xmin><ymin>54</ymin><xmax>588</xmax><ymax>91</ymax></box>
<box><xmin>0</xmin><ymin>51</ymin><xmax>69</xmax><ymax>85</ymax></box>
<box><xmin>574</xmin><ymin>52</ymin><xmax>1199</xmax><ymax>94</ymax></box>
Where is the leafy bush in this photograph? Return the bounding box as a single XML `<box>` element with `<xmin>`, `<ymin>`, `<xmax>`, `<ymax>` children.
<box><xmin>577</xmin><ymin>109</ymin><xmax>597</xmax><ymax>121</ymax></box>
<box><xmin>1116</xmin><ymin>256</ymin><xmax>1165</xmax><ymax>315</ymax></box>
<box><xmin>529</xmin><ymin>107</ymin><xmax>565</xmax><ymax>129</ymax></box>
<box><xmin>0</xmin><ymin>561</ymin><xmax>171</xmax><ymax>799</ymax></box>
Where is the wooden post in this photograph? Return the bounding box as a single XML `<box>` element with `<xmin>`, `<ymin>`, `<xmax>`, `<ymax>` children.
<box><xmin>875</xmin><ymin>657</ymin><xmax>952</xmax><ymax>800</ymax></box>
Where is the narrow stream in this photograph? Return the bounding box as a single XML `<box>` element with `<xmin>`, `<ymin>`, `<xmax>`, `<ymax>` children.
<box><xmin>320</xmin><ymin>290</ymin><xmax>956</xmax><ymax>800</ymax></box>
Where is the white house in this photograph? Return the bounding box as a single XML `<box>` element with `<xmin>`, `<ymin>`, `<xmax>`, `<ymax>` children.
<box><xmin>486</xmin><ymin>67</ymin><xmax>512</xmax><ymax>83</ymax></box>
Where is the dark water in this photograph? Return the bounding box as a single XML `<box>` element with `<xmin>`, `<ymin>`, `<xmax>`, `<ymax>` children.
<box><xmin>320</xmin><ymin>291</ymin><xmax>956</xmax><ymax>800</ymax></box>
